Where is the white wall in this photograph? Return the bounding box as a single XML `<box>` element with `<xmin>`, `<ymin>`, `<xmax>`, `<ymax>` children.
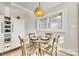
<box><xmin>78</xmin><ymin>4</ymin><xmax>79</xmax><ymax>55</ymax></box>
<box><xmin>10</xmin><ymin>5</ymin><xmax>37</xmax><ymax>43</ymax></box>
<box><xmin>46</xmin><ymin>3</ymin><xmax>79</xmax><ymax>53</ymax></box>
<box><xmin>24</xmin><ymin>13</ymin><xmax>36</xmax><ymax>42</ymax></box>
<box><xmin>64</xmin><ymin>3</ymin><xmax>78</xmax><ymax>52</ymax></box>
<box><xmin>10</xmin><ymin>5</ymin><xmax>37</xmax><ymax>42</ymax></box>
<box><xmin>0</xmin><ymin>4</ymin><xmax>5</xmax><ymax>16</ymax></box>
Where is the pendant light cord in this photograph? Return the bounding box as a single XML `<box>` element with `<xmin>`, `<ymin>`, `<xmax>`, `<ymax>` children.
<box><xmin>39</xmin><ymin>2</ymin><xmax>40</xmax><ymax>6</ymax></box>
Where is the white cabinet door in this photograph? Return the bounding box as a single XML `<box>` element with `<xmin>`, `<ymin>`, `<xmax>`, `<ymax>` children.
<box><xmin>0</xmin><ymin>16</ymin><xmax>4</xmax><ymax>53</ymax></box>
<box><xmin>11</xmin><ymin>18</ymin><xmax>25</xmax><ymax>49</ymax></box>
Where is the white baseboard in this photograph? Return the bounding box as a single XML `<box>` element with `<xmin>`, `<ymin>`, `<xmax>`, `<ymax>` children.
<box><xmin>58</xmin><ymin>47</ymin><xmax>79</xmax><ymax>56</ymax></box>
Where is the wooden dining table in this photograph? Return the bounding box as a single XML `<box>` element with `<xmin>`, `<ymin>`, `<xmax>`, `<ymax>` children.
<box><xmin>30</xmin><ymin>35</ymin><xmax>50</xmax><ymax>56</ymax></box>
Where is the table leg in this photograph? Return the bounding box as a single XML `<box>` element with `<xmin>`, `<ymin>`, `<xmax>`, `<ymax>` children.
<box><xmin>38</xmin><ymin>42</ymin><xmax>42</xmax><ymax>56</ymax></box>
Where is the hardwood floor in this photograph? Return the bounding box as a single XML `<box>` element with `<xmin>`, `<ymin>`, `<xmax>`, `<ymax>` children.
<box><xmin>1</xmin><ymin>48</ymin><xmax>70</xmax><ymax>56</ymax></box>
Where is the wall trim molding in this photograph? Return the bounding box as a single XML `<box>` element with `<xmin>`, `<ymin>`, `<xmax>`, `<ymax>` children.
<box><xmin>11</xmin><ymin>3</ymin><xmax>34</xmax><ymax>15</ymax></box>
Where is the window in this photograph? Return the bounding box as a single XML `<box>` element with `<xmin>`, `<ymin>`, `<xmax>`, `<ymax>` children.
<box><xmin>37</xmin><ymin>12</ymin><xmax>63</xmax><ymax>32</ymax></box>
<box><xmin>39</xmin><ymin>17</ymin><xmax>47</xmax><ymax>29</ymax></box>
<box><xmin>48</xmin><ymin>13</ymin><xmax>62</xmax><ymax>29</ymax></box>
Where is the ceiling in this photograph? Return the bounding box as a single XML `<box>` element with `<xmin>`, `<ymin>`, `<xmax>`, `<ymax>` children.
<box><xmin>0</xmin><ymin>2</ymin><xmax>62</xmax><ymax>13</ymax></box>
<box><xmin>14</xmin><ymin>2</ymin><xmax>62</xmax><ymax>12</ymax></box>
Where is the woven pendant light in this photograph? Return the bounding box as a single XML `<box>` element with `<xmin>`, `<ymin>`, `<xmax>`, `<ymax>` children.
<box><xmin>34</xmin><ymin>2</ymin><xmax>45</xmax><ymax>17</ymax></box>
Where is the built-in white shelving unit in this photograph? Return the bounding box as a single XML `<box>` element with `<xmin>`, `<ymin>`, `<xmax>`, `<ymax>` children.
<box><xmin>3</xmin><ymin>16</ymin><xmax>12</xmax><ymax>52</ymax></box>
<box><xmin>0</xmin><ymin>16</ymin><xmax>25</xmax><ymax>53</ymax></box>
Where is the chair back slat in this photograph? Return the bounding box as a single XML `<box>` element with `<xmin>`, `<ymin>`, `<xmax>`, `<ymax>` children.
<box><xmin>18</xmin><ymin>36</ymin><xmax>26</xmax><ymax>56</ymax></box>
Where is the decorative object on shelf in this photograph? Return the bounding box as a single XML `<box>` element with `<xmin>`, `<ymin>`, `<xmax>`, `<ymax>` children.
<box><xmin>5</xmin><ymin>29</ymin><xmax>11</xmax><ymax>32</ymax></box>
<box><xmin>34</xmin><ymin>2</ymin><xmax>45</xmax><ymax>17</ymax></box>
<box><xmin>4</xmin><ymin>38</ymin><xmax>11</xmax><ymax>43</ymax></box>
<box><xmin>4</xmin><ymin>25</ymin><xmax>11</xmax><ymax>28</ymax></box>
<box><xmin>4</xmin><ymin>16</ymin><xmax>11</xmax><ymax>44</ymax></box>
<box><xmin>16</xmin><ymin>16</ymin><xmax>20</xmax><ymax>19</ymax></box>
<box><xmin>4</xmin><ymin>16</ymin><xmax>11</xmax><ymax>20</ymax></box>
<box><xmin>4</xmin><ymin>21</ymin><xmax>11</xmax><ymax>24</ymax></box>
